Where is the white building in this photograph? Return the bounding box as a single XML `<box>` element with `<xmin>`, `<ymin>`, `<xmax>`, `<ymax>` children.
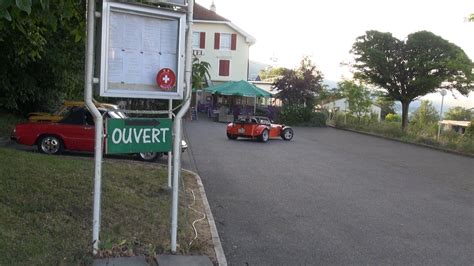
<box><xmin>323</xmin><ymin>98</ymin><xmax>382</xmax><ymax>121</ymax></box>
<box><xmin>192</xmin><ymin>3</ymin><xmax>256</xmax><ymax>84</ymax></box>
<box><xmin>439</xmin><ymin>120</ymin><xmax>471</xmax><ymax>134</ymax></box>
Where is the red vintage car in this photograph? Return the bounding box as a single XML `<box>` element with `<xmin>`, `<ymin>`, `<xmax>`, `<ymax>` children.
<box><xmin>11</xmin><ymin>106</ymin><xmax>169</xmax><ymax>162</ymax></box>
<box><xmin>226</xmin><ymin>116</ymin><xmax>294</xmax><ymax>142</ymax></box>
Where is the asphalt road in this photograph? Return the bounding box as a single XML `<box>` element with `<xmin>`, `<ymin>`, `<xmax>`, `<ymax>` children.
<box><xmin>182</xmin><ymin>117</ymin><xmax>473</xmax><ymax>265</ymax></box>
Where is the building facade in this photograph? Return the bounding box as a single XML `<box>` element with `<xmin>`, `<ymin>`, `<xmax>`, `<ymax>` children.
<box><xmin>192</xmin><ymin>3</ymin><xmax>256</xmax><ymax>84</ymax></box>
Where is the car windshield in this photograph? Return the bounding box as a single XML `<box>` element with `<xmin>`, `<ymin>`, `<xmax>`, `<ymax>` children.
<box><xmin>54</xmin><ymin>106</ymin><xmax>74</xmax><ymax>116</ymax></box>
<box><xmin>107</xmin><ymin>111</ymin><xmax>127</xmax><ymax>119</ymax></box>
<box><xmin>258</xmin><ymin>117</ymin><xmax>271</xmax><ymax>125</ymax></box>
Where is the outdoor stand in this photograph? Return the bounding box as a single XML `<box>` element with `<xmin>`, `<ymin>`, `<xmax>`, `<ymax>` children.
<box><xmin>84</xmin><ymin>0</ymin><xmax>193</xmax><ymax>255</ymax></box>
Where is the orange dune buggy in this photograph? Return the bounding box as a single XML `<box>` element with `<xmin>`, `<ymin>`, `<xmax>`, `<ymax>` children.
<box><xmin>226</xmin><ymin>116</ymin><xmax>294</xmax><ymax>142</ymax></box>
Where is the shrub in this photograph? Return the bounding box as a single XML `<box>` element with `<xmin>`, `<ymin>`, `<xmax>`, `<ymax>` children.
<box><xmin>332</xmin><ymin>112</ymin><xmax>473</xmax><ymax>155</ymax></box>
<box><xmin>304</xmin><ymin>112</ymin><xmax>327</xmax><ymax>127</ymax></box>
<box><xmin>370</xmin><ymin>121</ymin><xmax>404</xmax><ymax>138</ymax></box>
<box><xmin>464</xmin><ymin>120</ymin><xmax>474</xmax><ymax>138</ymax></box>
<box><xmin>385</xmin><ymin>113</ymin><xmax>401</xmax><ymax>122</ymax></box>
<box><xmin>408</xmin><ymin>122</ymin><xmax>438</xmax><ymax>138</ymax></box>
<box><xmin>334</xmin><ymin>112</ymin><xmax>354</xmax><ymax>128</ymax></box>
<box><xmin>279</xmin><ymin>105</ymin><xmax>326</xmax><ymax>127</ymax></box>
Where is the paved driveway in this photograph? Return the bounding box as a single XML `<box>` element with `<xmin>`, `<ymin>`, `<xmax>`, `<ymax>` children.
<box><xmin>183</xmin><ymin>118</ymin><xmax>473</xmax><ymax>265</ymax></box>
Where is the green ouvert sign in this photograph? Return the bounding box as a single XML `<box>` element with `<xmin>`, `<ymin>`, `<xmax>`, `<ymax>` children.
<box><xmin>106</xmin><ymin>118</ymin><xmax>173</xmax><ymax>154</ymax></box>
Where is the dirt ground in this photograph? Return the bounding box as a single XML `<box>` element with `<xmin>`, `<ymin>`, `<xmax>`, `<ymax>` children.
<box><xmin>181</xmin><ymin>171</ymin><xmax>217</xmax><ymax>265</ymax></box>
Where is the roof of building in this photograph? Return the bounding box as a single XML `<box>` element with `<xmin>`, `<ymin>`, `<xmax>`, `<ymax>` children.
<box><xmin>322</xmin><ymin>97</ymin><xmax>381</xmax><ymax>109</ymax></box>
<box><xmin>193</xmin><ymin>3</ymin><xmax>256</xmax><ymax>45</ymax></box>
<box><xmin>193</xmin><ymin>3</ymin><xmax>229</xmax><ymax>21</ymax></box>
<box><xmin>440</xmin><ymin>120</ymin><xmax>471</xmax><ymax>127</ymax></box>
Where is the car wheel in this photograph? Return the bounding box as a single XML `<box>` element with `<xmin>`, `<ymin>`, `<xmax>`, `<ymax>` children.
<box><xmin>281</xmin><ymin>128</ymin><xmax>294</xmax><ymax>141</ymax></box>
<box><xmin>259</xmin><ymin>129</ymin><xmax>269</xmax><ymax>142</ymax></box>
<box><xmin>38</xmin><ymin>135</ymin><xmax>63</xmax><ymax>155</ymax></box>
<box><xmin>227</xmin><ymin>133</ymin><xmax>238</xmax><ymax>140</ymax></box>
<box><xmin>138</xmin><ymin>152</ymin><xmax>163</xmax><ymax>162</ymax></box>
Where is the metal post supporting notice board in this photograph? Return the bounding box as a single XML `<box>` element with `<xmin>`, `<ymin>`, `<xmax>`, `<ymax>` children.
<box><xmin>168</xmin><ymin>99</ymin><xmax>173</xmax><ymax>189</ymax></box>
<box><xmin>85</xmin><ymin>0</ymin><xmax>104</xmax><ymax>255</ymax></box>
<box><xmin>85</xmin><ymin>0</ymin><xmax>189</xmax><ymax>255</ymax></box>
<box><xmin>170</xmin><ymin>0</ymin><xmax>193</xmax><ymax>253</ymax></box>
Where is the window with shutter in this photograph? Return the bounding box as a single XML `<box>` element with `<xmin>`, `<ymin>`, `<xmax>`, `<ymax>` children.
<box><xmin>220</xmin><ymin>33</ymin><xmax>231</xmax><ymax>50</ymax></box>
<box><xmin>199</xmin><ymin>32</ymin><xmax>206</xmax><ymax>49</ymax></box>
<box><xmin>192</xmin><ymin>32</ymin><xmax>200</xmax><ymax>49</ymax></box>
<box><xmin>231</xmin><ymin>34</ymin><xmax>237</xmax><ymax>50</ymax></box>
<box><xmin>214</xmin><ymin>33</ymin><xmax>220</xmax><ymax>49</ymax></box>
<box><xmin>219</xmin><ymin>60</ymin><xmax>230</xmax><ymax>76</ymax></box>
<box><xmin>193</xmin><ymin>32</ymin><xmax>206</xmax><ymax>49</ymax></box>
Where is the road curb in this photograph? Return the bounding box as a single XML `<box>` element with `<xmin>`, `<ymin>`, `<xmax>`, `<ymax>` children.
<box><xmin>182</xmin><ymin>168</ymin><xmax>227</xmax><ymax>266</ymax></box>
<box><xmin>328</xmin><ymin>125</ymin><xmax>474</xmax><ymax>158</ymax></box>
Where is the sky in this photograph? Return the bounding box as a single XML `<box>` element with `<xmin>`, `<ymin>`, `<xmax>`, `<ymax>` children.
<box><xmin>195</xmin><ymin>0</ymin><xmax>474</xmax><ymax>109</ymax></box>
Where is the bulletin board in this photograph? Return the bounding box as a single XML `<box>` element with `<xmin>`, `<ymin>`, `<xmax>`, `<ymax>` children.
<box><xmin>100</xmin><ymin>2</ymin><xmax>186</xmax><ymax>99</ymax></box>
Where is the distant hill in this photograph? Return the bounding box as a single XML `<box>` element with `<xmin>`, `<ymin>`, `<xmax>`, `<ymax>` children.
<box><xmin>323</xmin><ymin>80</ymin><xmax>338</xmax><ymax>90</ymax></box>
<box><xmin>248</xmin><ymin>60</ymin><xmax>271</xmax><ymax>81</ymax></box>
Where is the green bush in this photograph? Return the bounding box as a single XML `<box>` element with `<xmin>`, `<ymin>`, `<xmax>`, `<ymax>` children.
<box><xmin>408</xmin><ymin>122</ymin><xmax>438</xmax><ymax>138</ymax></box>
<box><xmin>464</xmin><ymin>120</ymin><xmax>474</xmax><ymax>138</ymax></box>
<box><xmin>369</xmin><ymin>121</ymin><xmax>404</xmax><ymax>138</ymax></box>
<box><xmin>279</xmin><ymin>105</ymin><xmax>326</xmax><ymax>127</ymax></box>
<box><xmin>334</xmin><ymin>112</ymin><xmax>350</xmax><ymax>128</ymax></box>
<box><xmin>457</xmin><ymin>136</ymin><xmax>474</xmax><ymax>154</ymax></box>
<box><xmin>333</xmin><ymin>112</ymin><xmax>473</xmax><ymax>155</ymax></box>
<box><xmin>0</xmin><ymin>111</ymin><xmax>25</xmax><ymax>137</ymax></box>
<box><xmin>303</xmin><ymin>112</ymin><xmax>327</xmax><ymax>127</ymax></box>
<box><xmin>385</xmin><ymin>113</ymin><xmax>401</xmax><ymax>122</ymax></box>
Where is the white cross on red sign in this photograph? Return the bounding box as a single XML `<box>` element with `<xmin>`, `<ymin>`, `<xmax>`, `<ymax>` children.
<box><xmin>156</xmin><ymin>68</ymin><xmax>176</xmax><ymax>90</ymax></box>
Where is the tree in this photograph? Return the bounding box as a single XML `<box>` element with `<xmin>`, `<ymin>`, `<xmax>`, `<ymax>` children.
<box><xmin>410</xmin><ymin>100</ymin><xmax>439</xmax><ymax>127</ymax></box>
<box><xmin>273</xmin><ymin>56</ymin><xmax>324</xmax><ymax>108</ymax></box>
<box><xmin>375</xmin><ymin>96</ymin><xmax>396</xmax><ymax>120</ymax></box>
<box><xmin>444</xmin><ymin>106</ymin><xmax>472</xmax><ymax>121</ymax></box>
<box><xmin>192</xmin><ymin>57</ymin><xmax>211</xmax><ymax>111</ymax></box>
<box><xmin>318</xmin><ymin>87</ymin><xmax>342</xmax><ymax>105</ymax></box>
<box><xmin>0</xmin><ymin>1</ymin><xmax>85</xmax><ymax>63</ymax></box>
<box><xmin>192</xmin><ymin>57</ymin><xmax>211</xmax><ymax>90</ymax></box>
<box><xmin>351</xmin><ymin>30</ymin><xmax>474</xmax><ymax>130</ymax></box>
<box><xmin>385</xmin><ymin>113</ymin><xmax>401</xmax><ymax>122</ymax></box>
<box><xmin>258</xmin><ymin>67</ymin><xmax>286</xmax><ymax>81</ymax></box>
<box><xmin>0</xmin><ymin>1</ymin><xmax>85</xmax><ymax>114</ymax></box>
<box><xmin>469</xmin><ymin>14</ymin><xmax>474</xmax><ymax>21</ymax></box>
<box><xmin>338</xmin><ymin>80</ymin><xmax>372</xmax><ymax>119</ymax></box>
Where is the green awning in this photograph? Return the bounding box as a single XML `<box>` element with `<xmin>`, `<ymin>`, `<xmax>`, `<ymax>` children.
<box><xmin>203</xmin><ymin>80</ymin><xmax>272</xmax><ymax>98</ymax></box>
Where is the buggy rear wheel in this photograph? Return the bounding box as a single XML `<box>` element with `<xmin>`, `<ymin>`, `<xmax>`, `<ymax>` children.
<box><xmin>281</xmin><ymin>128</ymin><xmax>294</xmax><ymax>141</ymax></box>
<box><xmin>259</xmin><ymin>129</ymin><xmax>269</xmax><ymax>142</ymax></box>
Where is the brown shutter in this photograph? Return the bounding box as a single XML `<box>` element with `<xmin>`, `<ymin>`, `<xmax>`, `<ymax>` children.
<box><xmin>219</xmin><ymin>60</ymin><xmax>230</xmax><ymax>76</ymax></box>
<box><xmin>224</xmin><ymin>60</ymin><xmax>230</xmax><ymax>76</ymax></box>
<box><xmin>219</xmin><ymin>60</ymin><xmax>224</xmax><ymax>76</ymax></box>
<box><xmin>214</xmin><ymin>33</ymin><xmax>220</xmax><ymax>49</ymax></box>
<box><xmin>231</xmin><ymin>33</ymin><xmax>237</xmax><ymax>50</ymax></box>
<box><xmin>199</xmin><ymin>32</ymin><xmax>206</xmax><ymax>49</ymax></box>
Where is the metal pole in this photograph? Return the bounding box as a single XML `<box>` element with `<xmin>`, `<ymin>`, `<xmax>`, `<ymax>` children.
<box><xmin>254</xmin><ymin>96</ymin><xmax>257</xmax><ymax>114</ymax></box>
<box><xmin>344</xmin><ymin>100</ymin><xmax>347</xmax><ymax>125</ymax></box>
<box><xmin>171</xmin><ymin>0</ymin><xmax>194</xmax><ymax>253</ymax></box>
<box><xmin>85</xmin><ymin>0</ymin><xmax>104</xmax><ymax>255</ymax></box>
<box><xmin>195</xmin><ymin>89</ymin><xmax>199</xmax><ymax>117</ymax></box>
<box><xmin>437</xmin><ymin>94</ymin><xmax>446</xmax><ymax>141</ymax></box>
<box><xmin>168</xmin><ymin>99</ymin><xmax>173</xmax><ymax>189</ymax></box>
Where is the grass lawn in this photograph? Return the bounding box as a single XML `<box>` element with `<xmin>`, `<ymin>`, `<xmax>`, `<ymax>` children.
<box><xmin>0</xmin><ymin>147</ymin><xmax>214</xmax><ymax>264</ymax></box>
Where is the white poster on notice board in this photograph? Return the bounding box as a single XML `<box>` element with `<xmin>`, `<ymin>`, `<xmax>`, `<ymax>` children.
<box><xmin>100</xmin><ymin>2</ymin><xmax>186</xmax><ymax>99</ymax></box>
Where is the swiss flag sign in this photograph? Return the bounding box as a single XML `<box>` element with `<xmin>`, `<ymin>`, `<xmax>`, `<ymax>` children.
<box><xmin>156</xmin><ymin>68</ymin><xmax>176</xmax><ymax>91</ymax></box>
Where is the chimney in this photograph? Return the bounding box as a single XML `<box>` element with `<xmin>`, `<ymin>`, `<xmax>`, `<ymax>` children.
<box><xmin>210</xmin><ymin>0</ymin><xmax>216</xmax><ymax>12</ymax></box>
